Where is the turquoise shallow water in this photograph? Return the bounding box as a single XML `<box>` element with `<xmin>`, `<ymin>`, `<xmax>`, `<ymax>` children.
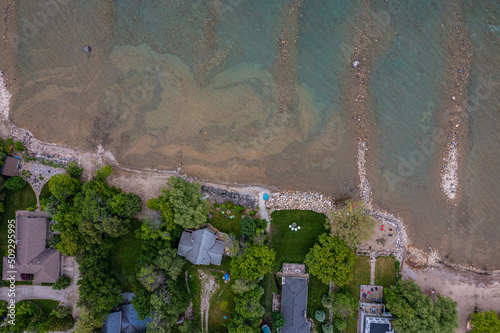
<box><xmin>7</xmin><ymin>0</ymin><xmax>500</xmax><ymax>269</ymax></box>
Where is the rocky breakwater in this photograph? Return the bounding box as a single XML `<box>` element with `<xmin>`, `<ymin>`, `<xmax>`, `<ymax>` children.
<box><xmin>201</xmin><ymin>185</ymin><xmax>257</xmax><ymax>209</ymax></box>
<box><xmin>266</xmin><ymin>191</ymin><xmax>335</xmax><ymax>216</ymax></box>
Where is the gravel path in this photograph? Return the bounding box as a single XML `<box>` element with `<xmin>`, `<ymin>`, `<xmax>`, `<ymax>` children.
<box><xmin>199</xmin><ymin>270</ymin><xmax>218</xmax><ymax>333</ymax></box>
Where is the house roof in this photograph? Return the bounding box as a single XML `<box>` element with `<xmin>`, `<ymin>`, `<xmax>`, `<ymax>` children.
<box><xmin>177</xmin><ymin>229</ymin><xmax>224</xmax><ymax>266</ymax></box>
<box><xmin>2</xmin><ymin>211</ymin><xmax>61</xmax><ymax>283</ymax></box>
<box><xmin>103</xmin><ymin>312</ymin><xmax>122</xmax><ymax>333</ymax></box>
<box><xmin>1</xmin><ymin>156</ymin><xmax>18</xmax><ymax>177</ymax></box>
<box><xmin>281</xmin><ymin>277</ymin><xmax>310</xmax><ymax>333</ymax></box>
<box><xmin>103</xmin><ymin>303</ymin><xmax>152</xmax><ymax>333</ymax></box>
<box><xmin>121</xmin><ymin>304</ymin><xmax>152</xmax><ymax>333</ymax></box>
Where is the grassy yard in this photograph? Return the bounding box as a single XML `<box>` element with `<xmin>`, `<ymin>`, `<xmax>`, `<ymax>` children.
<box><xmin>109</xmin><ymin>219</ymin><xmax>143</xmax><ymax>291</ymax></box>
<box><xmin>307</xmin><ymin>275</ymin><xmax>330</xmax><ymax>332</ymax></box>
<box><xmin>270</xmin><ymin>210</ymin><xmax>327</xmax><ymax>270</ymax></box>
<box><xmin>268</xmin><ymin>210</ymin><xmax>329</xmax><ymax>332</ymax></box>
<box><xmin>208</xmin><ymin>271</ymin><xmax>236</xmax><ymax>333</ymax></box>
<box><xmin>374</xmin><ymin>256</ymin><xmax>396</xmax><ymax>289</ymax></box>
<box><xmin>0</xmin><ymin>185</ymin><xmax>37</xmax><ymax>272</ymax></box>
<box><xmin>260</xmin><ymin>273</ymin><xmax>277</xmax><ymax>319</ymax></box>
<box><xmin>209</xmin><ymin>209</ymin><xmax>243</xmax><ymax>239</ymax></box>
<box><xmin>39</xmin><ymin>182</ymin><xmax>52</xmax><ymax>202</ymax></box>
<box><xmin>345</xmin><ymin>256</ymin><xmax>371</xmax><ymax>333</ymax></box>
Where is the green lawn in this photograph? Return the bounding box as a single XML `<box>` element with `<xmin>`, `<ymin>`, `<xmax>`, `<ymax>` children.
<box><xmin>39</xmin><ymin>182</ymin><xmax>52</xmax><ymax>201</ymax></box>
<box><xmin>268</xmin><ymin>210</ymin><xmax>329</xmax><ymax>332</ymax></box>
<box><xmin>270</xmin><ymin>210</ymin><xmax>328</xmax><ymax>270</ymax></box>
<box><xmin>260</xmin><ymin>273</ymin><xmax>277</xmax><ymax>319</ymax></box>
<box><xmin>209</xmin><ymin>209</ymin><xmax>243</xmax><ymax>239</ymax></box>
<box><xmin>208</xmin><ymin>271</ymin><xmax>236</xmax><ymax>333</ymax></box>
<box><xmin>345</xmin><ymin>256</ymin><xmax>371</xmax><ymax>333</ymax></box>
<box><xmin>33</xmin><ymin>299</ymin><xmax>60</xmax><ymax>314</ymax></box>
<box><xmin>109</xmin><ymin>219</ymin><xmax>143</xmax><ymax>291</ymax></box>
<box><xmin>307</xmin><ymin>275</ymin><xmax>330</xmax><ymax>332</ymax></box>
<box><xmin>374</xmin><ymin>256</ymin><xmax>396</xmax><ymax>289</ymax></box>
<box><xmin>0</xmin><ymin>185</ymin><xmax>37</xmax><ymax>272</ymax></box>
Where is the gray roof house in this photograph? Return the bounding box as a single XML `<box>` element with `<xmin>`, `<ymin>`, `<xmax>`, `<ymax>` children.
<box><xmin>281</xmin><ymin>277</ymin><xmax>310</xmax><ymax>333</ymax></box>
<box><xmin>2</xmin><ymin>211</ymin><xmax>61</xmax><ymax>284</ymax></box>
<box><xmin>103</xmin><ymin>304</ymin><xmax>152</xmax><ymax>333</ymax></box>
<box><xmin>177</xmin><ymin>228</ymin><xmax>224</xmax><ymax>265</ymax></box>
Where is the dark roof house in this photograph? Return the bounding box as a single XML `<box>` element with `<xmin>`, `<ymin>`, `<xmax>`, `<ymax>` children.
<box><xmin>2</xmin><ymin>211</ymin><xmax>61</xmax><ymax>284</ymax></box>
<box><xmin>1</xmin><ymin>156</ymin><xmax>19</xmax><ymax>177</ymax></box>
<box><xmin>103</xmin><ymin>304</ymin><xmax>152</xmax><ymax>333</ymax></box>
<box><xmin>281</xmin><ymin>277</ymin><xmax>310</xmax><ymax>333</ymax></box>
<box><xmin>177</xmin><ymin>228</ymin><xmax>224</xmax><ymax>266</ymax></box>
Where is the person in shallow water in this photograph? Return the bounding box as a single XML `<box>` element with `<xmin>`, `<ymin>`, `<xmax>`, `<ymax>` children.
<box><xmin>84</xmin><ymin>46</ymin><xmax>92</xmax><ymax>53</ymax></box>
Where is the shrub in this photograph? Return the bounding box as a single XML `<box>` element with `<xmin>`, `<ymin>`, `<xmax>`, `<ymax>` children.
<box><xmin>272</xmin><ymin>311</ymin><xmax>286</xmax><ymax>329</ymax></box>
<box><xmin>66</xmin><ymin>161</ymin><xmax>83</xmax><ymax>179</ymax></box>
<box><xmin>315</xmin><ymin>309</ymin><xmax>326</xmax><ymax>322</ymax></box>
<box><xmin>249</xmin><ymin>210</ymin><xmax>256</xmax><ymax>216</ymax></box>
<box><xmin>52</xmin><ymin>276</ymin><xmax>71</xmax><ymax>290</ymax></box>
<box><xmin>14</xmin><ymin>141</ymin><xmax>25</xmax><ymax>151</ymax></box>
<box><xmin>51</xmin><ymin>305</ymin><xmax>72</xmax><ymax>319</ymax></box>
<box><xmin>322</xmin><ymin>321</ymin><xmax>333</xmax><ymax>333</ymax></box>
<box><xmin>5</xmin><ymin>176</ymin><xmax>26</xmax><ymax>191</ymax></box>
<box><xmin>234</xmin><ymin>205</ymin><xmax>245</xmax><ymax>213</ymax></box>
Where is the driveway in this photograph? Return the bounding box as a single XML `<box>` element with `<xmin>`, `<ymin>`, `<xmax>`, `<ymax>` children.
<box><xmin>0</xmin><ymin>256</ymin><xmax>80</xmax><ymax>317</ymax></box>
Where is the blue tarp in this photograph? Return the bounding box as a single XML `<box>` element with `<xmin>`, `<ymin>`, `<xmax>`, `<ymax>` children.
<box><xmin>263</xmin><ymin>193</ymin><xmax>269</xmax><ymax>200</ymax></box>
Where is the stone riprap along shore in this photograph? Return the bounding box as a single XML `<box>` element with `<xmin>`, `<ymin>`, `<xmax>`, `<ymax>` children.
<box><xmin>201</xmin><ymin>185</ymin><xmax>257</xmax><ymax>209</ymax></box>
<box><xmin>266</xmin><ymin>191</ymin><xmax>335</xmax><ymax>216</ymax></box>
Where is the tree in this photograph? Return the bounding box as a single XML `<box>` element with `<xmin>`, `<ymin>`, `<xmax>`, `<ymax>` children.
<box><xmin>110</xmin><ymin>193</ymin><xmax>142</xmax><ymax>218</ymax></box>
<box><xmin>230</xmin><ymin>245</ymin><xmax>275</xmax><ymax>281</ymax></box>
<box><xmin>471</xmin><ymin>310</ymin><xmax>500</xmax><ymax>332</ymax></box>
<box><xmin>315</xmin><ymin>309</ymin><xmax>326</xmax><ymax>322</ymax></box>
<box><xmin>101</xmin><ymin>216</ymin><xmax>130</xmax><ymax>238</ymax></box>
<box><xmin>327</xmin><ymin>200</ymin><xmax>375</xmax><ymax>248</ymax></box>
<box><xmin>52</xmin><ymin>276</ymin><xmax>72</xmax><ymax>290</ymax></box>
<box><xmin>304</xmin><ymin>234</ymin><xmax>356</xmax><ymax>286</ymax></box>
<box><xmin>51</xmin><ymin>305</ymin><xmax>72</xmax><ymax>319</ymax></box>
<box><xmin>228</xmin><ymin>287</ymin><xmax>265</xmax><ymax>332</ymax></box>
<box><xmin>272</xmin><ymin>311</ymin><xmax>286</xmax><ymax>329</ymax></box>
<box><xmin>385</xmin><ymin>280</ymin><xmax>459</xmax><ymax>333</ymax></box>
<box><xmin>322</xmin><ymin>321</ymin><xmax>334</xmax><ymax>333</ymax></box>
<box><xmin>232</xmin><ymin>279</ymin><xmax>258</xmax><ymax>295</ymax></box>
<box><xmin>66</xmin><ymin>161</ymin><xmax>83</xmax><ymax>179</ymax></box>
<box><xmin>156</xmin><ymin>177</ymin><xmax>210</xmax><ymax>229</ymax></box>
<box><xmin>240</xmin><ymin>216</ymin><xmax>256</xmax><ymax>238</ymax></box>
<box><xmin>322</xmin><ymin>290</ymin><xmax>357</xmax><ymax>319</ymax></box>
<box><xmin>5</xmin><ymin>176</ymin><xmax>26</xmax><ymax>191</ymax></box>
<box><xmin>49</xmin><ymin>174</ymin><xmax>81</xmax><ymax>202</ymax></box>
<box><xmin>94</xmin><ymin>164</ymin><xmax>113</xmax><ymax>181</ymax></box>
<box><xmin>154</xmin><ymin>248</ymin><xmax>185</xmax><ymax>279</ymax></box>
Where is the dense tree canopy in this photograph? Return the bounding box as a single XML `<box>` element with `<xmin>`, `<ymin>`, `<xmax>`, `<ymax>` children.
<box><xmin>148</xmin><ymin>177</ymin><xmax>209</xmax><ymax>230</ymax></box>
<box><xmin>227</xmin><ymin>285</ymin><xmax>265</xmax><ymax>333</ymax></box>
<box><xmin>327</xmin><ymin>200</ymin><xmax>375</xmax><ymax>248</ymax></box>
<box><xmin>385</xmin><ymin>281</ymin><xmax>459</xmax><ymax>333</ymax></box>
<box><xmin>230</xmin><ymin>245</ymin><xmax>275</xmax><ymax>281</ymax></box>
<box><xmin>240</xmin><ymin>216</ymin><xmax>256</xmax><ymax>238</ymax></box>
<box><xmin>470</xmin><ymin>310</ymin><xmax>500</xmax><ymax>332</ymax></box>
<box><xmin>322</xmin><ymin>290</ymin><xmax>357</xmax><ymax>320</ymax></box>
<box><xmin>5</xmin><ymin>176</ymin><xmax>26</xmax><ymax>191</ymax></box>
<box><xmin>304</xmin><ymin>234</ymin><xmax>356</xmax><ymax>286</ymax></box>
<box><xmin>48</xmin><ymin>165</ymin><xmax>141</xmax><ymax>327</ymax></box>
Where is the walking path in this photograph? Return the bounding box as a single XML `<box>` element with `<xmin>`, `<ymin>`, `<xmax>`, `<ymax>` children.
<box><xmin>370</xmin><ymin>256</ymin><xmax>376</xmax><ymax>285</ymax></box>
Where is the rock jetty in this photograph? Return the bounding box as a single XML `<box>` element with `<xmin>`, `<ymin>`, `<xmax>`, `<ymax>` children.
<box><xmin>266</xmin><ymin>191</ymin><xmax>335</xmax><ymax>216</ymax></box>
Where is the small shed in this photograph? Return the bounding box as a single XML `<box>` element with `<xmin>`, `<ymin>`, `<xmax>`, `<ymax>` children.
<box><xmin>1</xmin><ymin>156</ymin><xmax>19</xmax><ymax>177</ymax></box>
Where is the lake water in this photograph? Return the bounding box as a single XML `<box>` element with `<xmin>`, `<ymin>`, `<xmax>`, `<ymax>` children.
<box><xmin>5</xmin><ymin>0</ymin><xmax>500</xmax><ymax>269</ymax></box>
